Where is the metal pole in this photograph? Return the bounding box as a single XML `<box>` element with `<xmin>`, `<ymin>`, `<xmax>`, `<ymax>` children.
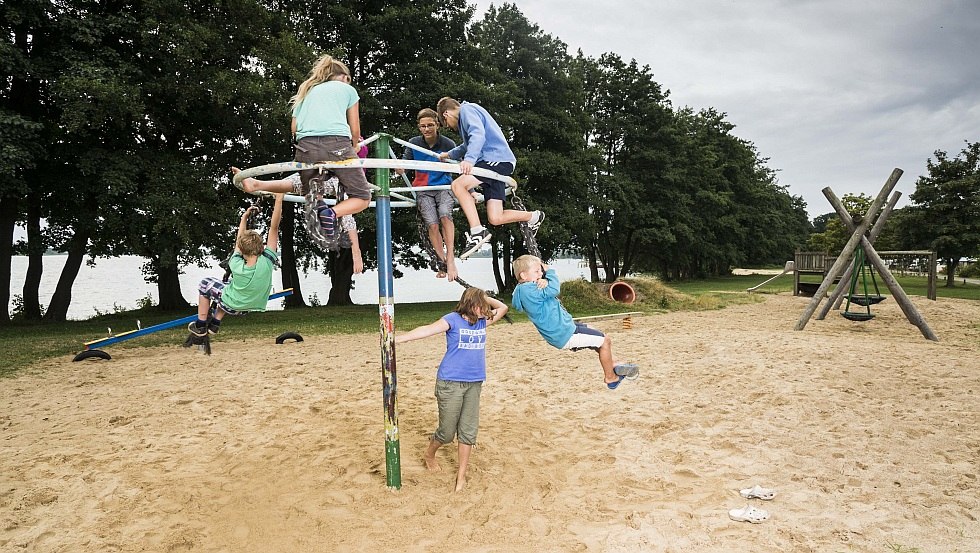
<box><xmin>374</xmin><ymin>133</ymin><xmax>401</xmax><ymax>489</ymax></box>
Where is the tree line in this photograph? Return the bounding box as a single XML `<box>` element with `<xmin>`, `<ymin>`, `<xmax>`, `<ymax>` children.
<box><xmin>23</xmin><ymin>0</ymin><xmax>969</xmax><ymax>324</ymax></box>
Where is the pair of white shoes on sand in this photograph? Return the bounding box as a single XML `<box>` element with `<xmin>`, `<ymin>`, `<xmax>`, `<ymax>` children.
<box><xmin>729</xmin><ymin>485</ymin><xmax>776</xmax><ymax>524</ymax></box>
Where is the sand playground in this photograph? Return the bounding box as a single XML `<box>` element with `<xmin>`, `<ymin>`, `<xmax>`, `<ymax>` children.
<box><xmin>2</xmin><ymin>293</ymin><xmax>979</xmax><ymax>552</ymax></box>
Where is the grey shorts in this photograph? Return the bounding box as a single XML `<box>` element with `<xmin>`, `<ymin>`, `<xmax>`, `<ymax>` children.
<box><xmin>416</xmin><ymin>189</ymin><xmax>454</xmax><ymax>226</ymax></box>
<box><xmin>433</xmin><ymin>379</ymin><xmax>482</xmax><ymax>446</ymax></box>
<box><xmin>294</xmin><ymin>136</ymin><xmax>372</xmax><ymax>200</ymax></box>
<box><xmin>198</xmin><ymin>277</ymin><xmax>243</xmax><ymax>315</ymax></box>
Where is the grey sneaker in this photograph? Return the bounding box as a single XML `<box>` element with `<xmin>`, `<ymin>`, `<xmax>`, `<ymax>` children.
<box><xmin>613</xmin><ymin>363</ymin><xmax>639</xmax><ymax>379</ymax></box>
<box><xmin>460</xmin><ymin>228</ymin><xmax>491</xmax><ymax>259</ymax></box>
<box><xmin>527</xmin><ymin>210</ymin><xmax>545</xmax><ymax>233</ymax></box>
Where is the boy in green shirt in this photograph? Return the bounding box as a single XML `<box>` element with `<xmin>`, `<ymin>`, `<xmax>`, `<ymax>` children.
<box><xmin>189</xmin><ymin>192</ymin><xmax>283</xmax><ymax>335</ymax></box>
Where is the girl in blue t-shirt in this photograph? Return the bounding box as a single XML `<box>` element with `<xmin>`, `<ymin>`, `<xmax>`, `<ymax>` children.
<box><xmin>395</xmin><ymin>287</ymin><xmax>508</xmax><ymax>492</ymax></box>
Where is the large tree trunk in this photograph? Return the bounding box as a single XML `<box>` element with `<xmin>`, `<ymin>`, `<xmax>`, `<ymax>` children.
<box><xmin>279</xmin><ymin>204</ymin><xmax>306</xmax><ymax>307</ymax></box>
<box><xmin>156</xmin><ymin>261</ymin><xmax>188</xmax><ymax>310</ymax></box>
<box><xmin>945</xmin><ymin>257</ymin><xmax>957</xmax><ymax>287</ymax></box>
<box><xmin>503</xmin><ymin>236</ymin><xmax>515</xmax><ymax>290</ymax></box>
<box><xmin>0</xmin><ymin>195</ymin><xmax>17</xmax><ymax>324</ymax></box>
<box><xmin>22</xmin><ymin>190</ymin><xmax>44</xmax><ymax>319</ymax></box>
<box><xmin>43</xmin><ymin>231</ymin><xmax>89</xmax><ymax>321</ymax></box>
<box><xmin>588</xmin><ymin>243</ymin><xmax>600</xmax><ymax>283</ymax></box>
<box><xmin>490</xmin><ymin>239</ymin><xmax>504</xmax><ymax>292</ymax></box>
<box><xmin>327</xmin><ymin>248</ymin><xmax>354</xmax><ymax>306</ymax></box>
<box><xmin>621</xmin><ymin>230</ymin><xmax>635</xmax><ymax>278</ymax></box>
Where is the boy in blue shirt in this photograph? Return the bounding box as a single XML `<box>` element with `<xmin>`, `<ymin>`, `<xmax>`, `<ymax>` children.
<box><xmin>511</xmin><ymin>255</ymin><xmax>639</xmax><ymax>389</ymax></box>
<box><xmin>436</xmin><ymin>97</ymin><xmax>545</xmax><ymax>259</ymax></box>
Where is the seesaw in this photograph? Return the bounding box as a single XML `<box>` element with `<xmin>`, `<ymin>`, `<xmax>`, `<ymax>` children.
<box><xmin>73</xmin><ymin>289</ymin><xmax>296</xmax><ymax>361</ymax></box>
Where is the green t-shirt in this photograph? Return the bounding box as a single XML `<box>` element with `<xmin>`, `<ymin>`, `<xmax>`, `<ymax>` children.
<box><xmin>221</xmin><ymin>248</ymin><xmax>279</xmax><ymax>312</ymax></box>
<box><xmin>292</xmin><ymin>81</ymin><xmax>359</xmax><ymax>139</ymax></box>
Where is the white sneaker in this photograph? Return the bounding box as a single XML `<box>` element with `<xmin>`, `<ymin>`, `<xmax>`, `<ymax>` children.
<box><xmin>460</xmin><ymin>229</ymin><xmax>491</xmax><ymax>259</ymax></box>
<box><xmin>527</xmin><ymin>210</ymin><xmax>545</xmax><ymax>233</ymax></box>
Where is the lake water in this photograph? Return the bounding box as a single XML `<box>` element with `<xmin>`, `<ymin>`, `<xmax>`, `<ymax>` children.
<box><xmin>7</xmin><ymin>256</ymin><xmax>597</xmax><ymax>320</ymax></box>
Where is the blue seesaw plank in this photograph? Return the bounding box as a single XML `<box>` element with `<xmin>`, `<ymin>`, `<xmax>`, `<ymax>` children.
<box><xmin>82</xmin><ymin>289</ymin><xmax>294</xmax><ymax>349</ymax></box>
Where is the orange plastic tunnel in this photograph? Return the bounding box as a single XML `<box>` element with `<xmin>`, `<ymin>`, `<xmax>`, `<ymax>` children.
<box><xmin>608</xmin><ymin>281</ymin><xmax>636</xmax><ymax>304</ymax></box>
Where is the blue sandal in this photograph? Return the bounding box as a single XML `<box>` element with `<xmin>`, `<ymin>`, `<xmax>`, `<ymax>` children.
<box><xmin>607</xmin><ymin>375</ymin><xmax>627</xmax><ymax>390</ymax></box>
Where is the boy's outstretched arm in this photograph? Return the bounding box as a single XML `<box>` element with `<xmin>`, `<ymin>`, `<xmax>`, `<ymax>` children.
<box><xmin>267</xmin><ymin>193</ymin><xmax>283</xmax><ymax>252</ymax></box>
<box><xmin>234</xmin><ymin>206</ymin><xmax>257</xmax><ymax>253</ymax></box>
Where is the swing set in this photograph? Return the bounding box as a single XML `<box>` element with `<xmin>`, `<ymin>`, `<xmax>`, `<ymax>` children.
<box><xmin>841</xmin><ymin>246</ymin><xmax>885</xmax><ymax>321</ymax></box>
<box><xmin>795</xmin><ymin>168</ymin><xmax>938</xmax><ymax>341</ymax></box>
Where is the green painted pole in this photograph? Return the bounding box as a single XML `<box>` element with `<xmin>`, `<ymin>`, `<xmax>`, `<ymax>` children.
<box><xmin>374</xmin><ymin>133</ymin><xmax>401</xmax><ymax>489</ymax></box>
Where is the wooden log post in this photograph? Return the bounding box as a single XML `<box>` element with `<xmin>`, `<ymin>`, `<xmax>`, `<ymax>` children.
<box><xmin>858</xmin><ymin>238</ymin><xmax>939</xmax><ymax>341</ymax></box>
<box><xmin>821</xmin><ymin>189</ymin><xmax>938</xmax><ymax>341</ymax></box>
<box><xmin>795</xmin><ymin>168</ymin><xmax>903</xmax><ymax>331</ymax></box>
<box><xmin>819</xmin><ymin>191</ymin><xmax>902</xmax><ymax>318</ymax></box>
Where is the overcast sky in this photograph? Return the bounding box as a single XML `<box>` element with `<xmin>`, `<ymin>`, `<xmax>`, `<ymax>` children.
<box><xmin>472</xmin><ymin>0</ymin><xmax>980</xmax><ymax>218</ymax></box>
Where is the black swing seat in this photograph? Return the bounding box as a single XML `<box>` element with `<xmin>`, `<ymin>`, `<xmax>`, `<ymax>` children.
<box><xmin>848</xmin><ymin>295</ymin><xmax>886</xmax><ymax>307</ymax></box>
<box><xmin>842</xmin><ymin>311</ymin><xmax>875</xmax><ymax>322</ymax></box>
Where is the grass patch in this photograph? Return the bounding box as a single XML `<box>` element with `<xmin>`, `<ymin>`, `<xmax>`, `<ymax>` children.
<box><xmin>6</xmin><ymin>272</ymin><xmax>974</xmax><ymax>377</ymax></box>
<box><xmin>0</xmin><ymin>302</ymin><xmax>461</xmax><ymax>377</ymax></box>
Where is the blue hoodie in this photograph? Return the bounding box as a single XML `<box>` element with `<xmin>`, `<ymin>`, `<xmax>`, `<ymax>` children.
<box><xmin>511</xmin><ymin>269</ymin><xmax>575</xmax><ymax>348</ymax></box>
<box><xmin>446</xmin><ymin>102</ymin><xmax>517</xmax><ymax>166</ymax></box>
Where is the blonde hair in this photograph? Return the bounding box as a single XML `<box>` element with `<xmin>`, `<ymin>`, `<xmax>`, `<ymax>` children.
<box><xmin>455</xmin><ymin>287</ymin><xmax>493</xmax><ymax>323</ymax></box>
<box><xmin>290</xmin><ymin>54</ymin><xmax>351</xmax><ymax>108</ymax></box>
<box><xmin>512</xmin><ymin>255</ymin><xmax>542</xmax><ymax>282</ymax></box>
<box><xmin>238</xmin><ymin>230</ymin><xmax>265</xmax><ymax>257</ymax></box>
<box><xmin>417</xmin><ymin>108</ymin><xmax>438</xmax><ymax>123</ymax></box>
<box><xmin>435</xmin><ymin>97</ymin><xmax>460</xmax><ymax>124</ymax></box>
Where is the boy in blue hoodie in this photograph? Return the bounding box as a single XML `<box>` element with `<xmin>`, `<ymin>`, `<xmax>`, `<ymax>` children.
<box><xmin>510</xmin><ymin>255</ymin><xmax>639</xmax><ymax>389</ymax></box>
<box><xmin>436</xmin><ymin>97</ymin><xmax>545</xmax><ymax>259</ymax></box>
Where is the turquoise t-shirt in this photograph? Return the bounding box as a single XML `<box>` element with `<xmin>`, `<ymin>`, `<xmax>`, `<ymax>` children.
<box><xmin>292</xmin><ymin>81</ymin><xmax>359</xmax><ymax>139</ymax></box>
<box><xmin>221</xmin><ymin>248</ymin><xmax>279</xmax><ymax>312</ymax></box>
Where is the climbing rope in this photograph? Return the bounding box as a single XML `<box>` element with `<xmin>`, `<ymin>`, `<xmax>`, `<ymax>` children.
<box><xmin>510</xmin><ymin>192</ymin><xmax>541</xmax><ymax>258</ymax></box>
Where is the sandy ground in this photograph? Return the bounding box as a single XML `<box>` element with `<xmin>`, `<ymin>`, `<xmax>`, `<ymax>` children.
<box><xmin>2</xmin><ymin>294</ymin><xmax>979</xmax><ymax>553</ymax></box>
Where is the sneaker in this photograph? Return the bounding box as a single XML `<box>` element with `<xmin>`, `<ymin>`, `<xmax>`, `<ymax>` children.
<box><xmin>527</xmin><ymin>210</ymin><xmax>545</xmax><ymax>233</ymax></box>
<box><xmin>187</xmin><ymin>321</ymin><xmax>207</xmax><ymax>337</ymax></box>
<box><xmin>460</xmin><ymin>228</ymin><xmax>491</xmax><ymax>259</ymax></box>
<box><xmin>613</xmin><ymin>363</ymin><xmax>640</xmax><ymax>379</ymax></box>
<box><xmin>207</xmin><ymin>320</ymin><xmax>221</xmax><ymax>335</ymax></box>
<box><xmin>316</xmin><ymin>201</ymin><xmax>336</xmax><ymax>235</ymax></box>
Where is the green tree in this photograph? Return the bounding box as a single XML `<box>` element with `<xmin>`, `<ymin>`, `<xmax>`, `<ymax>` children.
<box><xmin>811</xmin><ymin>212</ymin><xmax>834</xmax><ymax>234</ymax></box>
<box><xmin>468</xmin><ymin>3</ymin><xmax>589</xmax><ymax>289</ymax></box>
<box><xmin>36</xmin><ymin>0</ymin><xmax>297</xmax><ymax>319</ymax></box>
<box><xmin>806</xmin><ymin>194</ymin><xmax>872</xmax><ymax>254</ymax></box>
<box><xmin>1</xmin><ymin>0</ymin><xmax>54</xmax><ymax>323</ymax></box>
<box><xmin>903</xmin><ymin>141</ymin><xmax>980</xmax><ymax>286</ymax></box>
<box><xmin>278</xmin><ymin>0</ymin><xmax>478</xmax><ymax>303</ymax></box>
<box><xmin>577</xmin><ymin>52</ymin><xmax>675</xmax><ymax>282</ymax></box>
